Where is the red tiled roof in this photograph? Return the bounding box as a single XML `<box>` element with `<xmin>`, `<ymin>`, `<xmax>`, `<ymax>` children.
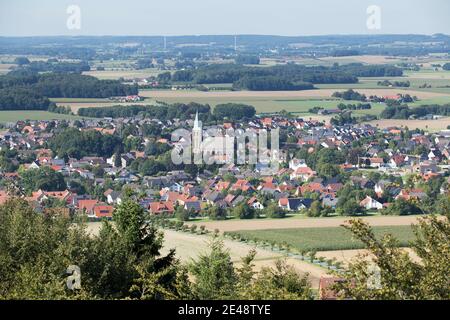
<box><xmin>93</xmin><ymin>205</ymin><xmax>114</xmax><ymax>218</ymax></box>
<box><xmin>78</xmin><ymin>199</ymin><xmax>99</xmax><ymax>212</ymax></box>
<box><xmin>149</xmin><ymin>201</ymin><xmax>174</xmax><ymax>214</ymax></box>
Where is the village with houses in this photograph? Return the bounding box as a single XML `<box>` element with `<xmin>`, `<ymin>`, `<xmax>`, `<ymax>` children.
<box><xmin>1</xmin><ymin>110</ymin><xmax>449</xmax><ymax>222</ymax></box>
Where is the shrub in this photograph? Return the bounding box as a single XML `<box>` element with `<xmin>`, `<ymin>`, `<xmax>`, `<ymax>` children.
<box><xmin>190</xmin><ymin>224</ymin><xmax>198</xmax><ymax>233</ymax></box>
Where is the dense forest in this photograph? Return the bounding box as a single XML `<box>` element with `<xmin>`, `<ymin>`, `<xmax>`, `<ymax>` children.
<box><xmin>0</xmin><ymin>87</ymin><xmax>51</xmax><ymax>110</ymax></box>
<box><xmin>78</xmin><ymin>102</ymin><xmax>211</xmax><ymax>121</ymax></box>
<box><xmin>0</xmin><ymin>70</ymin><xmax>137</xmax><ymax>110</ymax></box>
<box><xmin>235</xmin><ymin>55</ymin><xmax>260</xmax><ymax>65</ymax></box>
<box><xmin>233</xmin><ymin>77</ymin><xmax>314</xmax><ymax>91</ymax></box>
<box><xmin>48</xmin><ymin>128</ymin><xmax>123</xmax><ymax>159</ymax></box>
<box><xmin>77</xmin><ymin>102</ymin><xmax>258</xmax><ymax>122</ymax></box>
<box><xmin>166</xmin><ymin>63</ymin><xmax>402</xmax><ymax>90</ymax></box>
<box><xmin>213</xmin><ymin>103</ymin><xmax>256</xmax><ymax>120</ymax></box>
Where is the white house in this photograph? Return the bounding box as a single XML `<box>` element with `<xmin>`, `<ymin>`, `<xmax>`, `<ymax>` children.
<box><xmin>289</xmin><ymin>158</ymin><xmax>307</xmax><ymax>171</ymax></box>
<box><xmin>359</xmin><ymin>196</ymin><xmax>383</xmax><ymax>210</ymax></box>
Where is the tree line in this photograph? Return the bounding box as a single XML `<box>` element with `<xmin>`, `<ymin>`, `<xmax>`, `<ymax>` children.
<box><xmin>0</xmin><ymin>70</ymin><xmax>137</xmax><ymax>111</ymax></box>
<box><xmin>160</xmin><ymin>63</ymin><xmax>402</xmax><ymax>91</ymax></box>
<box><xmin>77</xmin><ymin>102</ymin><xmax>256</xmax><ymax>122</ymax></box>
<box><xmin>15</xmin><ymin>59</ymin><xmax>91</xmax><ymax>73</ymax></box>
<box><xmin>48</xmin><ymin>128</ymin><xmax>123</xmax><ymax>159</ymax></box>
<box><xmin>380</xmin><ymin>104</ymin><xmax>450</xmax><ymax>119</ymax></box>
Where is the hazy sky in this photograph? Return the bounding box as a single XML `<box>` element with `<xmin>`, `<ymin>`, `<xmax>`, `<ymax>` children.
<box><xmin>1</xmin><ymin>0</ymin><xmax>449</xmax><ymax>36</ymax></box>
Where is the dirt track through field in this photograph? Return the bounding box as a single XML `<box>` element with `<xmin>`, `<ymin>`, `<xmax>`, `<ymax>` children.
<box><xmin>188</xmin><ymin>215</ymin><xmax>423</xmax><ymax>233</ymax></box>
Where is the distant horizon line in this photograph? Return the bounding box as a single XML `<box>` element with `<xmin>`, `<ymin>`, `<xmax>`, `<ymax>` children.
<box><xmin>0</xmin><ymin>33</ymin><xmax>449</xmax><ymax>38</ymax></box>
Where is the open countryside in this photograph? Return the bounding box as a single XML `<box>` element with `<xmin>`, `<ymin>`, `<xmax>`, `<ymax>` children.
<box><xmin>0</xmin><ymin>10</ymin><xmax>449</xmax><ymax>302</ymax></box>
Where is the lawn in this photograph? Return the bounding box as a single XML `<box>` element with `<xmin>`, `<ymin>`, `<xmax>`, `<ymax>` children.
<box><xmin>0</xmin><ymin>111</ymin><xmax>85</xmax><ymax>123</ymax></box>
<box><xmin>228</xmin><ymin>225</ymin><xmax>415</xmax><ymax>251</ymax></box>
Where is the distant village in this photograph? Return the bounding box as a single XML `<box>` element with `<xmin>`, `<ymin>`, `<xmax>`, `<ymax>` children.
<box><xmin>1</xmin><ymin>113</ymin><xmax>449</xmax><ymax>220</ymax></box>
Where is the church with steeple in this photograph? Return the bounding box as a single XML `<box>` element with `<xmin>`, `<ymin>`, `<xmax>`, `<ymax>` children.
<box><xmin>192</xmin><ymin>111</ymin><xmax>202</xmax><ymax>156</ymax></box>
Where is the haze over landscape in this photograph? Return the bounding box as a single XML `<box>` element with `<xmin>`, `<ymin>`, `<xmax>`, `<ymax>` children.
<box><xmin>1</xmin><ymin>0</ymin><xmax>450</xmax><ymax>36</ymax></box>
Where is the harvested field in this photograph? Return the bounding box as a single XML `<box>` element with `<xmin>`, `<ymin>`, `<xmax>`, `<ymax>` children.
<box><xmin>318</xmin><ymin>55</ymin><xmax>401</xmax><ymax>65</ymax></box>
<box><xmin>367</xmin><ymin>118</ymin><xmax>450</xmax><ymax>131</ymax></box>
<box><xmin>161</xmin><ymin>229</ymin><xmax>328</xmax><ymax>289</ymax></box>
<box><xmin>0</xmin><ymin>63</ymin><xmax>15</xmax><ymax>74</ymax></box>
<box><xmin>83</xmin><ymin>68</ymin><xmax>162</xmax><ymax>80</ymax></box>
<box><xmin>317</xmin><ymin>248</ymin><xmax>420</xmax><ymax>266</ymax></box>
<box><xmin>55</xmin><ymin>101</ymin><xmax>152</xmax><ymax>113</ymax></box>
<box><xmin>140</xmin><ymin>88</ymin><xmax>447</xmax><ymax>100</ymax></box>
<box><xmin>188</xmin><ymin>215</ymin><xmax>422</xmax><ymax>233</ymax></box>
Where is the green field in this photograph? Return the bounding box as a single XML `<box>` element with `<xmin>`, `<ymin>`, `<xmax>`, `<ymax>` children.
<box><xmin>0</xmin><ymin>111</ymin><xmax>85</xmax><ymax>123</ymax></box>
<box><xmin>50</xmin><ymin>98</ymin><xmax>111</xmax><ymax>103</ymax></box>
<box><xmin>228</xmin><ymin>226</ymin><xmax>415</xmax><ymax>251</ymax></box>
<box><xmin>145</xmin><ymin>95</ymin><xmax>385</xmax><ymax>116</ymax></box>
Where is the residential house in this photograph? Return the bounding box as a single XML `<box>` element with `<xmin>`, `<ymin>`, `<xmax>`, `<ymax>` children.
<box><xmin>360</xmin><ymin>196</ymin><xmax>383</xmax><ymax>210</ymax></box>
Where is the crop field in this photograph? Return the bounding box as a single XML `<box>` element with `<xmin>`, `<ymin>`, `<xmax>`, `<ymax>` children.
<box><xmin>228</xmin><ymin>225</ymin><xmax>415</xmax><ymax>252</ymax></box>
<box><xmin>261</xmin><ymin>55</ymin><xmax>404</xmax><ymax>67</ymax></box>
<box><xmin>318</xmin><ymin>55</ymin><xmax>402</xmax><ymax>65</ymax></box>
<box><xmin>55</xmin><ymin>101</ymin><xmax>152</xmax><ymax>113</ymax></box>
<box><xmin>0</xmin><ymin>111</ymin><xmax>84</xmax><ymax>123</ymax></box>
<box><xmin>366</xmin><ymin>118</ymin><xmax>450</xmax><ymax>131</ymax></box>
<box><xmin>139</xmin><ymin>88</ymin><xmax>448</xmax><ymax>115</ymax></box>
<box><xmin>317</xmin><ymin>248</ymin><xmax>420</xmax><ymax>266</ymax></box>
<box><xmin>83</xmin><ymin>68</ymin><xmax>163</xmax><ymax>80</ymax></box>
<box><xmin>0</xmin><ymin>63</ymin><xmax>14</xmax><ymax>74</ymax></box>
<box><xmin>140</xmin><ymin>88</ymin><xmax>447</xmax><ymax>99</ymax></box>
<box><xmin>50</xmin><ymin>98</ymin><xmax>111</xmax><ymax>103</ymax></box>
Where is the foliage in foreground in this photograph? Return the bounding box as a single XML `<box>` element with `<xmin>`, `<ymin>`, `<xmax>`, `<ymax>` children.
<box><xmin>1</xmin><ymin>196</ymin><xmax>448</xmax><ymax>300</ymax></box>
<box><xmin>0</xmin><ymin>198</ymin><xmax>312</xmax><ymax>300</ymax></box>
<box><xmin>332</xmin><ymin>208</ymin><xmax>450</xmax><ymax>299</ymax></box>
<box><xmin>0</xmin><ymin>198</ymin><xmax>185</xmax><ymax>299</ymax></box>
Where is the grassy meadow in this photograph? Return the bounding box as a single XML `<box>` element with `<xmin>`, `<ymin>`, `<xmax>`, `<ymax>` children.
<box><xmin>0</xmin><ymin>111</ymin><xmax>85</xmax><ymax>123</ymax></box>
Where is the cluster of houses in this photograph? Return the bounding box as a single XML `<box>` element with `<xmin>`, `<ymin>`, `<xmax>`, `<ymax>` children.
<box><xmin>0</xmin><ymin>113</ymin><xmax>449</xmax><ymax>219</ymax></box>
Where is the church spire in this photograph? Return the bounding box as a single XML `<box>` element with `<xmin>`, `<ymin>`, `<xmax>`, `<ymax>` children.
<box><xmin>194</xmin><ymin>111</ymin><xmax>200</xmax><ymax>129</ymax></box>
